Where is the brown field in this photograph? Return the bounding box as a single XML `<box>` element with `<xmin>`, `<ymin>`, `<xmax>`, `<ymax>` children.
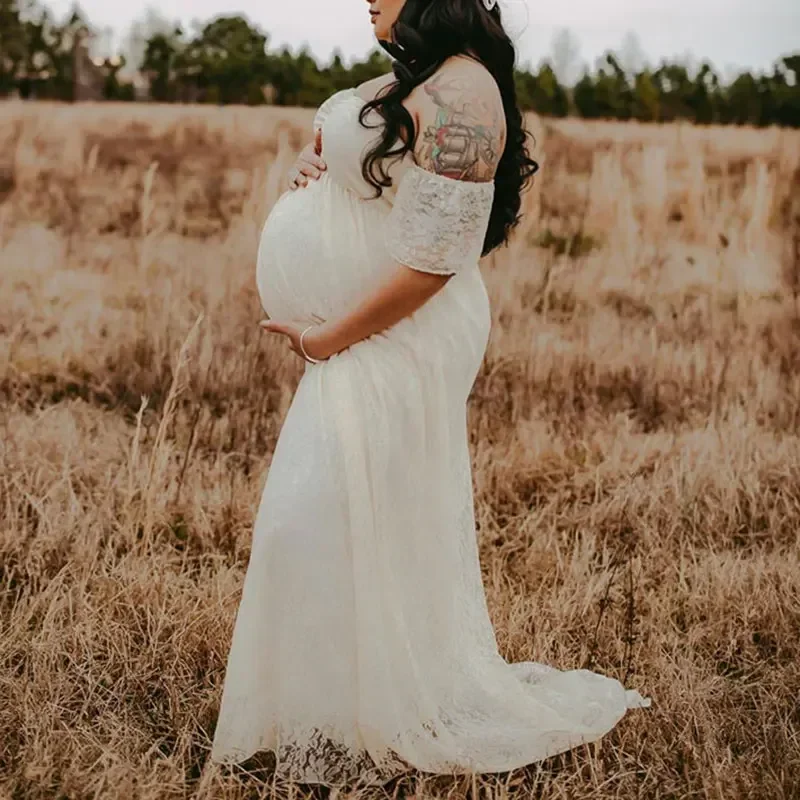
<box><xmin>1</xmin><ymin>99</ymin><xmax>800</xmax><ymax>799</ymax></box>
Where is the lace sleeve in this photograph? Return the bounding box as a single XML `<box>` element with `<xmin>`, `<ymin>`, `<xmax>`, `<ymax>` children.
<box><xmin>384</xmin><ymin>164</ymin><xmax>495</xmax><ymax>276</ymax></box>
<box><xmin>313</xmin><ymin>88</ymin><xmax>357</xmax><ymax>135</ymax></box>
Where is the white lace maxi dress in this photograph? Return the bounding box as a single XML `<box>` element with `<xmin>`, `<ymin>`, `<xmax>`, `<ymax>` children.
<box><xmin>209</xmin><ymin>87</ymin><xmax>651</xmax><ymax>785</ymax></box>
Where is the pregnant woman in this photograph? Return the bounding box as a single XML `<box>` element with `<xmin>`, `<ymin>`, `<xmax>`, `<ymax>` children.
<box><xmin>210</xmin><ymin>0</ymin><xmax>651</xmax><ymax>787</ymax></box>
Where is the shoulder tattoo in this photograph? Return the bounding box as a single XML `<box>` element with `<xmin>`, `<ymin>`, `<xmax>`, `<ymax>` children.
<box><xmin>418</xmin><ymin>72</ymin><xmax>504</xmax><ymax>181</ymax></box>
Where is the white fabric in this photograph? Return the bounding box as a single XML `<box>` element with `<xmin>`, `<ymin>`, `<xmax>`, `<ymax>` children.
<box><xmin>385</xmin><ymin>165</ymin><xmax>494</xmax><ymax>275</ymax></box>
<box><xmin>312</xmin><ymin>89</ymin><xmax>356</xmax><ymax>135</ymax></box>
<box><xmin>210</xmin><ymin>86</ymin><xmax>651</xmax><ymax>787</ymax></box>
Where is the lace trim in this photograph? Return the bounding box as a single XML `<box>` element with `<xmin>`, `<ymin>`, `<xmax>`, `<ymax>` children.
<box><xmin>384</xmin><ymin>164</ymin><xmax>495</xmax><ymax>276</ymax></box>
<box><xmin>276</xmin><ymin>727</ymin><xmax>411</xmax><ymax>786</ymax></box>
<box><xmin>213</xmin><ymin>724</ymin><xmax>413</xmax><ymax>787</ymax></box>
<box><xmin>212</xmin><ymin>712</ymin><xmax>475</xmax><ymax>787</ymax></box>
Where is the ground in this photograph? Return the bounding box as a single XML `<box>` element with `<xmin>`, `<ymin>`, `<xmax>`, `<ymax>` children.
<box><xmin>1</xmin><ymin>100</ymin><xmax>799</xmax><ymax>799</ymax></box>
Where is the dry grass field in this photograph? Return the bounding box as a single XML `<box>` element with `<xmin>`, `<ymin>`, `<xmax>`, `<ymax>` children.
<box><xmin>1</xmin><ymin>98</ymin><xmax>799</xmax><ymax>799</ymax></box>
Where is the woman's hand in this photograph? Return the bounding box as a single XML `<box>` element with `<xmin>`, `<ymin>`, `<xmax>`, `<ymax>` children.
<box><xmin>288</xmin><ymin>129</ymin><xmax>326</xmax><ymax>190</ymax></box>
<box><xmin>259</xmin><ymin>316</ymin><xmax>338</xmax><ymax>362</ymax></box>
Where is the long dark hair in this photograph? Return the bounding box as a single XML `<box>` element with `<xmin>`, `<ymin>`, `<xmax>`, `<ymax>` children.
<box><xmin>358</xmin><ymin>0</ymin><xmax>539</xmax><ymax>257</ymax></box>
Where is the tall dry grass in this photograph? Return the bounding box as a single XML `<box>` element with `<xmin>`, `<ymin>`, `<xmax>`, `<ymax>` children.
<box><xmin>1</xmin><ymin>99</ymin><xmax>799</xmax><ymax>800</ymax></box>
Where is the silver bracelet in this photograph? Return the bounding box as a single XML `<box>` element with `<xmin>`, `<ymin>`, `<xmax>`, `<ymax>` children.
<box><xmin>299</xmin><ymin>324</ymin><xmax>323</xmax><ymax>364</ymax></box>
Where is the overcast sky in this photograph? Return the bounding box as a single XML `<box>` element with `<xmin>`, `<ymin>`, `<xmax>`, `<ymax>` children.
<box><xmin>49</xmin><ymin>0</ymin><xmax>800</xmax><ymax>76</ymax></box>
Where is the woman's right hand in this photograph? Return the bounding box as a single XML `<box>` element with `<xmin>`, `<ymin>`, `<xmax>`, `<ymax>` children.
<box><xmin>288</xmin><ymin>129</ymin><xmax>327</xmax><ymax>190</ymax></box>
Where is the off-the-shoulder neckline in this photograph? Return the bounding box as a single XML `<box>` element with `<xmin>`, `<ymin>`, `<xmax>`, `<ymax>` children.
<box><xmin>342</xmin><ymin>87</ymin><xmax>496</xmax><ymax>190</ymax></box>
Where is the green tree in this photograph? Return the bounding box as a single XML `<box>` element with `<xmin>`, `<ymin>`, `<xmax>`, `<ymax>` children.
<box><xmin>269</xmin><ymin>45</ymin><xmax>309</xmax><ymax>106</ymax></box>
<box><xmin>686</xmin><ymin>63</ymin><xmax>719</xmax><ymax>124</ymax></box>
<box><xmin>0</xmin><ymin>0</ymin><xmax>27</xmax><ymax>95</ymax></box>
<box><xmin>3</xmin><ymin>3</ymin><xmax>797</xmax><ymax>129</ymax></box>
<box><xmin>777</xmin><ymin>54</ymin><xmax>800</xmax><ymax>127</ymax></box>
<box><xmin>322</xmin><ymin>49</ymin><xmax>351</xmax><ymax>94</ymax></box>
<box><xmin>525</xmin><ymin>62</ymin><xmax>569</xmax><ymax>116</ymax></box>
<box><xmin>632</xmin><ymin>69</ymin><xmax>660</xmax><ymax>121</ymax></box>
<box><xmin>573</xmin><ymin>72</ymin><xmax>598</xmax><ymax>118</ymax></box>
<box><xmin>654</xmin><ymin>62</ymin><xmax>694</xmax><ymax>121</ymax></box>
<box><xmin>141</xmin><ymin>28</ymin><xmax>182</xmax><ymax>102</ymax></box>
<box><xmin>37</xmin><ymin>7</ymin><xmax>87</xmax><ymax>100</ymax></box>
<box><xmin>724</xmin><ymin>71</ymin><xmax>760</xmax><ymax>124</ymax></box>
<box><xmin>574</xmin><ymin>53</ymin><xmax>632</xmax><ymax>119</ymax></box>
<box><xmin>177</xmin><ymin>15</ymin><xmax>271</xmax><ymax>104</ymax></box>
<box><xmin>99</xmin><ymin>55</ymin><xmax>134</xmax><ymax>101</ymax></box>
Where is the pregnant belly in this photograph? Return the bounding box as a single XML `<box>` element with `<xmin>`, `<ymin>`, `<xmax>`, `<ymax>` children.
<box><xmin>256</xmin><ymin>174</ymin><xmax>387</xmax><ymax>323</ymax></box>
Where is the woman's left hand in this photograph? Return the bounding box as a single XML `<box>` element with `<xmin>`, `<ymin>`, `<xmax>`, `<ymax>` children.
<box><xmin>259</xmin><ymin>317</ymin><xmax>336</xmax><ymax>362</ymax></box>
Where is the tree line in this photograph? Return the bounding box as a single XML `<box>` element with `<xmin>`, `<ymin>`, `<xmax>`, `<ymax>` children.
<box><xmin>1</xmin><ymin>0</ymin><xmax>799</xmax><ymax>127</ymax></box>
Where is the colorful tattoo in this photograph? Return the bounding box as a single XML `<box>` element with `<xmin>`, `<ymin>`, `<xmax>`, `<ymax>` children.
<box><xmin>419</xmin><ymin>74</ymin><xmax>503</xmax><ymax>181</ymax></box>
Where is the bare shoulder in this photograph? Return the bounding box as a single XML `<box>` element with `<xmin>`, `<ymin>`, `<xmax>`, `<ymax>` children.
<box><xmin>408</xmin><ymin>56</ymin><xmax>506</xmax><ymax>182</ymax></box>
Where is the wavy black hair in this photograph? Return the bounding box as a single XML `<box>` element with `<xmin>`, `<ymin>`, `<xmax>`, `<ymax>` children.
<box><xmin>358</xmin><ymin>0</ymin><xmax>539</xmax><ymax>257</ymax></box>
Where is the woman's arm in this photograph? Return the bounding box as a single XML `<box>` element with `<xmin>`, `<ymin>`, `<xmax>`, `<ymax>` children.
<box><xmin>306</xmin><ymin>266</ymin><xmax>453</xmax><ymax>358</ymax></box>
<box><xmin>262</xmin><ymin>59</ymin><xmax>505</xmax><ymax>362</ymax></box>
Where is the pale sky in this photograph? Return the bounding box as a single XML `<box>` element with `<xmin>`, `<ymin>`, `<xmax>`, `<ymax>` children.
<box><xmin>50</xmin><ymin>0</ymin><xmax>800</xmax><ymax>77</ymax></box>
